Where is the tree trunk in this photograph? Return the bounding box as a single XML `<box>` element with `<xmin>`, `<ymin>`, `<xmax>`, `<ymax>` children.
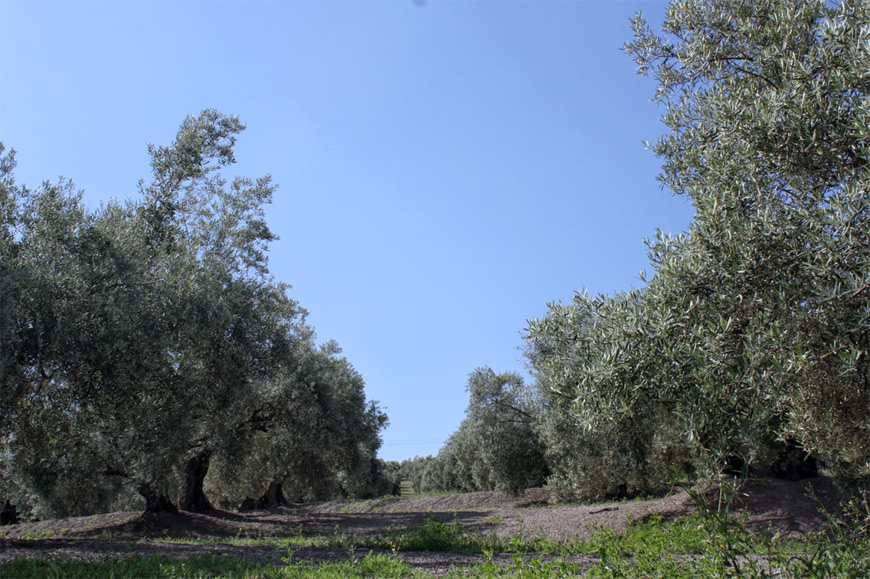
<box><xmin>771</xmin><ymin>440</ymin><xmax>818</xmax><ymax>481</ymax></box>
<box><xmin>177</xmin><ymin>450</ymin><xmax>213</xmax><ymax>512</ymax></box>
<box><xmin>259</xmin><ymin>480</ymin><xmax>287</xmax><ymax>508</ymax></box>
<box><xmin>1</xmin><ymin>500</ymin><xmax>20</xmax><ymax>525</ymax></box>
<box><xmin>238</xmin><ymin>480</ymin><xmax>288</xmax><ymax>511</ymax></box>
<box><xmin>140</xmin><ymin>484</ymin><xmax>179</xmax><ymax>515</ymax></box>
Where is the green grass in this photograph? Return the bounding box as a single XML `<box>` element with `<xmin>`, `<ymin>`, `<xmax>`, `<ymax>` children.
<box><xmin>3</xmin><ymin>552</ymin><xmax>420</xmax><ymax>578</ymax></box>
<box><xmin>141</xmin><ymin>516</ymin><xmax>577</xmax><ymax>556</ymax></box>
<box><xmin>583</xmin><ymin>495</ymin><xmax>870</xmax><ymax>579</ymax></box>
<box><xmin>324</xmin><ymin>516</ymin><xmax>586</xmax><ymax>556</ymax></box>
<box><xmin>148</xmin><ymin>532</ymin><xmax>324</xmax><ymax>550</ymax></box>
<box><xmin>5</xmin><ymin>497</ymin><xmax>869</xmax><ymax>578</ymax></box>
<box><xmin>590</xmin><ymin>515</ymin><xmax>709</xmax><ymax>557</ymax></box>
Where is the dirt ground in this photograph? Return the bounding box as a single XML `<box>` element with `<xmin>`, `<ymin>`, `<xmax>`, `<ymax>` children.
<box><xmin>0</xmin><ymin>472</ymin><xmax>845</xmax><ymax>575</ymax></box>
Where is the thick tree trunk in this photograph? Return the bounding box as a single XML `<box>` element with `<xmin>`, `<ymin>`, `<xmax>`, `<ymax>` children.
<box><xmin>140</xmin><ymin>484</ymin><xmax>179</xmax><ymax>515</ymax></box>
<box><xmin>1</xmin><ymin>500</ymin><xmax>20</xmax><ymax>525</ymax></box>
<box><xmin>177</xmin><ymin>451</ymin><xmax>213</xmax><ymax>512</ymax></box>
<box><xmin>771</xmin><ymin>440</ymin><xmax>818</xmax><ymax>481</ymax></box>
<box><xmin>259</xmin><ymin>480</ymin><xmax>287</xmax><ymax>508</ymax></box>
<box><xmin>238</xmin><ymin>480</ymin><xmax>288</xmax><ymax>511</ymax></box>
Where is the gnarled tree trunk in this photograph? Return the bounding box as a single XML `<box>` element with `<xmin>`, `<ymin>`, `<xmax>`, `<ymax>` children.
<box><xmin>1</xmin><ymin>500</ymin><xmax>20</xmax><ymax>525</ymax></box>
<box><xmin>177</xmin><ymin>450</ymin><xmax>213</xmax><ymax>512</ymax></box>
<box><xmin>771</xmin><ymin>440</ymin><xmax>818</xmax><ymax>481</ymax></box>
<box><xmin>140</xmin><ymin>483</ymin><xmax>179</xmax><ymax>515</ymax></box>
<box><xmin>238</xmin><ymin>479</ymin><xmax>287</xmax><ymax>512</ymax></box>
<box><xmin>259</xmin><ymin>480</ymin><xmax>287</xmax><ymax>508</ymax></box>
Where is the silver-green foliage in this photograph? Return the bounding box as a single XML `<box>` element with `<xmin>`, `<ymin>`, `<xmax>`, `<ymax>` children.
<box><xmin>527</xmin><ymin>291</ymin><xmax>689</xmax><ymax>500</ymax></box>
<box><xmin>628</xmin><ymin>0</ymin><xmax>870</xmax><ymax>485</ymax></box>
<box><xmin>528</xmin><ymin>0</ymin><xmax>870</xmax><ymax>496</ymax></box>
<box><xmin>205</xmin><ymin>340</ymin><xmax>389</xmax><ymax>506</ymax></box>
<box><xmin>0</xmin><ymin>111</ymin><xmax>387</xmax><ymax>517</ymax></box>
<box><xmin>421</xmin><ymin>368</ymin><xmax>548</xmax><ymax>496</ymax></box>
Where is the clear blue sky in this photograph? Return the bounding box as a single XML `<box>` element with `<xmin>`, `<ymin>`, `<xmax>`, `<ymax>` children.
<box><xmin>0</xmin><ymin>0</ymin><xmax>693</xmax><ymax>462</ymax></box>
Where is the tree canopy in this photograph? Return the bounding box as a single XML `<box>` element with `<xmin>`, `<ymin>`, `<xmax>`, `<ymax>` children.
<box><xmin>387</xmin><ymin>1</ymin><xmax>869</xmax><ymax>503</ymax></box>
<box><xmin>526</xmin><ymin>0</ymin><xmax>869</xmax><ymax>498</ymax></box>
<box><xmin>3</xmin><ymin>0</ymin><xmax>869</xmax><ymax>516</ymax></box>
<box><xmin>0</xmin><ymin>111</ymin><xmax>387</xmax><ymax>518</ymax></box>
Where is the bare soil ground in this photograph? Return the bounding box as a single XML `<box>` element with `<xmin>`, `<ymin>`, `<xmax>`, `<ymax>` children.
<box><xmin>0</xmin><ymin>473</ymin><xmax>844</xmax><ymax>575</ymax></box>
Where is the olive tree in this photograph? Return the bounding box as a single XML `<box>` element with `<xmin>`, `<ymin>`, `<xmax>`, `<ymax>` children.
<box><xmin>204</xmin><ymin>340</ymin><xmax>388</xmax><ymax>508</ymax></box>
<box><xmin>463</xmin><ymin>368</ymin><xmax>548</xmax><ymax>495</ymax></box>
<box><xmin>420</xmin><ymin>368</ymin><xmax>547</xmax><ymax>496</ymax></box>
<box><xmin>0</xmin><ymin>111</ymin><xmax>341</xmax><ymax>516</ymax></box>
<box><xmin>526</xmin><ymin>292</ymin><xmax>681</xmax><ymax>500</ymax></box>
<box><xmin>0</xmin><ymin>170</ymin><xmax>182</xmax><ymax>516</ymax></box>
<box><xmin>625</xmin><ymin>0</ymin><xmax>870</xmax><ymax>486</ymax></box>
<box><xmin>526</xmin><ymin>0</ymin><xmax>869</xmax><ymax>497</ymax></box>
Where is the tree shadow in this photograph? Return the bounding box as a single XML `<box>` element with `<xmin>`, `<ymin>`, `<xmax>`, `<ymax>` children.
<box><xmin>287</xmin><ymin>510</ymin><xmax>494</xmax><ymax>537</ymax></box>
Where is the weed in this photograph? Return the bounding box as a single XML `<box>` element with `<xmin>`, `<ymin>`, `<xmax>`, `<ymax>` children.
<box><xmin>584</xmin><ymin>479</ymin><xmax>870</xmax><ymax>579</ymax></box>
<box><xmin>509</xmin><ymin>552</ymin><xmax>584</xmax><ymax>579</ymax></box>
<box><xmin>483</xmin><ymin>515</ymin><xmax>504</xmax><ymax>526</ymax></box>
<box><xmin>2</xmin><ymin>552</ymin><xmax>419</xmax><ymax>578</ymax></box>
<box><xmin>21</xmin><ymin>529</ymin><xmax>53</xmax><ymax>540</ymax></box>
<box><xmin>5</xmin><ymin>487</ymin><xmax>868</xmax><ymax>578</ymax></box>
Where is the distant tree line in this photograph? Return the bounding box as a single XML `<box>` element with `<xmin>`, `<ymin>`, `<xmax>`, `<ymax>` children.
<box><xmin>0</xmin><ymin>111</ymin><xmax>390</xmax><ymax>520</ymax></box>
<box><xmin>400</xmin><ymin>0</ymin><xmax>870</xmax><ymax>501</ymax></box>
<box><xmin>392</xmin><ymin>368</ymin><xmax>548</xmax><ymax>497</ymax></box>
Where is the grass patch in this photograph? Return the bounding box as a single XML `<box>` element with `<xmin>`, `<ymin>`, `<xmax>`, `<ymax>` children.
<box><xmin>21</xmin><ymin>530</ymin><xmax>57</xmax><ymax>541</ymax></box>
<box><xmin>143</xmin><ymin>516</ymin><xmax>585</xmax><ymax>557</ymax></box>
<box><xmin>4</xmin><ymin>554</ymin><xmax>273</xmax><ymax>578</ymax></box>
<box><xmin>6</xmin><ymin>494</ymin><xmax>868</xmax><ymax>578</ymax></box>
<box><xmin>325</xmin><ymin>516</ymin><xmax>583</xmax><ymax>556</ymax></box>
<box><xmin>584</xmin><ymin>494</ymin><xmax>870</xmax><ymax>579</ymax></box>
<box><xmin>326</xmin><ymin>516</ymin><xmax>491</xmax><ymax>554</ymax></box>
<box><xmin>590</xmin><ymin>514</ymin><xmax>709</xmax><ymax>557</ymax></box>
<box><xmin>147</xmin><ymin>530</ymin><xmax>325</xmax><ymax>550</ymax></box>
<box><xmin>2</xmin><ymin>552</ymin><xmax>419</xmax><ymax>578</ymax></box>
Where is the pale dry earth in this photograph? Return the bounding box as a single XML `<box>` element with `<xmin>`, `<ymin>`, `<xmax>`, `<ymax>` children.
<box><xmin>0</xmin><ymin>473</ymin><xmax>843</xmax><ymax>575</ymax></box>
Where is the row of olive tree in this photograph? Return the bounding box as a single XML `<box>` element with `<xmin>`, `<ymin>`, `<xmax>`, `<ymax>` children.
<box><xmin>526</xmin><ymin>0</ymin><xmax>869</xmax><ymax>500</ymax></box>
<box><xmin>412</xmin><ymin>0</ymin><xmax>868</xmax><ymax>504</ymax></box>
<box><xmin>397</xmin><ymin>368</ymin><xmax>548</xmax><ymax>496</ymax></box>
<box><xmin>0</xmin><ymin>111</ymin><xmax>387</xmax><ymax>520</ymax></box>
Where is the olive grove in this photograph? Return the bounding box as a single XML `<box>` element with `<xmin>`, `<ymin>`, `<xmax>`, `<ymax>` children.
<box><xmin>0</xmin><ymin>111</ymin><xmax>387</xmax><ymax>519</ymax></box>
<box><xmin>413</xmin><ymin>1</ymin><xmax>868</xmax><ymax>502</ymax></box>
<box><xmin>4</xmin><ymin>0</ymin><xmax>869</xmax><ymax>517</ymax></box>
<box><xmin>400</xmin><ymin>368</ymin><xmax>547</xmax><ymax>496</ymax></box>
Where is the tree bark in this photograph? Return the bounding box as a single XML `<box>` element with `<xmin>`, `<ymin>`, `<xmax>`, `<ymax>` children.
<box><xmin>259</xmin><ymin>480</ymin><xmax>287</xmax><ymax>508</ymax></box>
<box><xmin>771</xmin><ymin>439</ymin><xmax>817</xmax><ymax>481</ymax></box>
<box><xmin>176</xmin><ymin>450</ymin><xmax>213</xmax><ymax>512</ymax></box>
<box><xmin>140</xmin><ymin>484</ymin><xmax>179</xmax><ymax>515</ymax></box>
<box><xmin>1</xmin><ymin>500</ymin><xmax>20</xmax><ymax>525</ymax></box>
<box><xmin>238</xmin><ymin>480</ymin><xmax>287</xmax><ymax>511</ymax></box>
